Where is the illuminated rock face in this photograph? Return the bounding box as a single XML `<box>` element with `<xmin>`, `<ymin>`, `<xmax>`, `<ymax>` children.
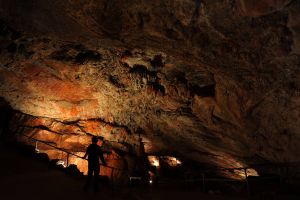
<box><xmin>10</xmin><ymin>111</ymin><xmax>142</xmax><ymax>181</ymax></box>
<box><xmin>0</xmin><ymin>0</ymin><xmax>300</xmax><ymax>179</ymax></box>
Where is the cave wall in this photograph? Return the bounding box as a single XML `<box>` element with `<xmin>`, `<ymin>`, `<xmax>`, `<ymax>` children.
<box><xmin>9</xmin><ymin>111</ymin><xmax>147</xmax><ymax>182</ymax></box>
<box><xmin>0</xmin><ymin>0</ymin><xmax>299</xmax><ymax>179</ymax></box>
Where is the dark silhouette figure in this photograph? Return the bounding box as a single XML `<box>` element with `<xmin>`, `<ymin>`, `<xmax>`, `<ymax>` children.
<box><xmin>83</xmin><ymin>136</ymin><xmax>107</xmax><ymax>192</ymax></box>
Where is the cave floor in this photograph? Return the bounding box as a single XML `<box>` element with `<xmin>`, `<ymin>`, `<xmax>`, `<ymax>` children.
<box><xmin>0</xmin><ymin>144</ymin><xmax>299</xmax><ymax>200</ymax></box>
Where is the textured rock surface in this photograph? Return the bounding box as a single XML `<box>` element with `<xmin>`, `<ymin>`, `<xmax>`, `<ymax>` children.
<box><xmin>0</xmin><ymin>0</ymin><xmax>300</xmax><ymax>179</ymax></box>
<box><xmin>10</xmin><ymin>112</ymin><xmax>142</xmax><ymax>181</ymax></box>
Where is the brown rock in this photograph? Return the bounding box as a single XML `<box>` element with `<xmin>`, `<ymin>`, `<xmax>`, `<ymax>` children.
<box><xmin>237</xmin><ymin>0</ymin><xmax>291</xmax><ymax>17</ymax></box>
<box><xmin>0</xmin><ymin>0</ymin><xmax>299</xmax><ymax>181</ymax></box>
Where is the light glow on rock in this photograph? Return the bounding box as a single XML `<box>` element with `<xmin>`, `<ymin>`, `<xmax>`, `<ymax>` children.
<box><xmin>148</xmin><ymin>156</ymin><xmax>160</xmax><ymax>167</ymax></box>
<box><xmin>162</xmin><ymin>156</ymin><xmax>182</xmax><ymax>167</ymax></box>
<box><xmin>233</xmin><ymin>168</ymin><xmax>259</xmax><ymax>179</ymax></box>
<box><xmin>56</xmin><ymin>160</ymin><xmax>66</xmax><ymax>168</ymax></box>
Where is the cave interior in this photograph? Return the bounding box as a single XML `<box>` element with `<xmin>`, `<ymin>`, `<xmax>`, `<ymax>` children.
<box><xmin>0</xmin><ymin>0</ymin><xmax>300</xmax><ymax>199</ymax></box>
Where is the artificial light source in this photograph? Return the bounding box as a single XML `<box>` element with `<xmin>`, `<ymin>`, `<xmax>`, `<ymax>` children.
<box><xmin>148</xmin><ymin>156</ymin><xmax>160</xmax><ymax>167</ymax></box>
<box><xmin>174</xmin><ymin>158</ymin><xmax>182</xmax><ymax>165</ymax></box>
<box><xmin>162</xmin><ymin>156</ymin><xmax>182</xmax><ymax>167</ymax></box>
<box><xmin>233</xmin><ymin>168</ymin><xmax>259</xmax><ymax>179</ymax></box>
<box><xmin>153</xmin><ymin>160</ymin><xmax>159</xmax><ymax>167</ymax></box>
<box><xmin>35</xmin><ymin>141</ymin><xmax>39</xmax><ymax>153</ymax></box>
<box><xmin>56</xmin><ymin>160</ymin><xmax>66</xmax><ymax>168</ymax></box>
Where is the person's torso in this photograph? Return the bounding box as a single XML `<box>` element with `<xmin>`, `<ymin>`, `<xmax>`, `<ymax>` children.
<box><xmin>87</xmin><ymin>144</ymin><xmax>102</xmax><ymax>164</ymax></box>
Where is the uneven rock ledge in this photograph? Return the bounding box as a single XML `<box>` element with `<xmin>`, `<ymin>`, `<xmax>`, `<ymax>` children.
<box><xmin>0</xmin><ymin>0</ymin><xmax>300</xmax><ymax>180</ymax></box>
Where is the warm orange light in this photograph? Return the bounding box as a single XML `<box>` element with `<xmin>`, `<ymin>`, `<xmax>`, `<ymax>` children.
<box><xmin>148</xmin><ymin>156</ymin><xmax>160</xmax><ymax>167</ymax></box>
<box><xmin>163</xmin><ymin>156</ymin><xmax>182</xmax><ymax>167</ymax></box>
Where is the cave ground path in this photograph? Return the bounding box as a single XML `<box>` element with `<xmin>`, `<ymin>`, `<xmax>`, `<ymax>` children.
<box><xmin>0</xmin><ymin>143</ymin><xmax>236</xmax><ymax>200</ymax></box>
<box><xmin>0</xmin><ymin>143</ymin><xmax>296</xmax><ymax>200</ymax></box>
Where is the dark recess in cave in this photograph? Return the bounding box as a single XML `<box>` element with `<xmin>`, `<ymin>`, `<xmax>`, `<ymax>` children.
<box><xmin>189</xmin><ymin>84</ymin><xmax>215</xmax><ymax>97</ymax></box>
<box><xmin>50</xmin><ymin>49</ymin><xmax>73</xmax><ymax>62</ymax></box>
<box><xmin>129</xmin><ymin>65</ymin><xmax>166</xmax><ymax>95</ymax></box>
<box><xmin>121</xmin><ymin>49</ymin><xmax>132</xmax><ymax>58</ymax></box>
<box><xmin>0</xmin><ymin>19</ymin><xmax>21</xmax><ymax>40</ymax></box>
<box><xmin>173</xmin><ymin>71</ymin><xmax>188</xmax><ymax>84</ymax></box>
<box><xmin>150</xmin><ymin>55</ymin><xmax>164</xmax><ymax>68</ymax></box>
<box><xmin>129</xmin><ymin>64</ymin><xmax>157</xmax><ymax>77</ymax></box>
<box><xmin>166</xmin><ymin>28</ymin><xmax>179</xmax><ymax>40</ymax></box>
<box><xmin>75</xmin><ymin>50</ymin><xmax>102</xmax><ymax>64</ymax></box>
<box><xmin>0</xmin><ymin>98</ymin><xmax>13</xmax><ymax>143</ymax></box>
<box><xmin>109</xmin><ymin>75</ymin><xmax>125</xmax><ymax>88</ymax></box>
<box><xmin>6</xmin><ymin>42</ymin><xmax>17</xmax><ymax>54</ymax></box>
<box><xmin>50</xmin><ymin>44</ymin><xmax>101</xmax><ymax>64</ymax></box>
<box><xmin>148</xmin><ymin>80</ymin><xmax>165</xmax><ymax>95</ymax></box>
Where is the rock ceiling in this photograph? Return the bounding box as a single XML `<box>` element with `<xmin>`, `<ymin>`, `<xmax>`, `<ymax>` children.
<box><xmin>0</xmin><ymin>0</ymin><xmax>300</xmax><ymax>179</ymax></box>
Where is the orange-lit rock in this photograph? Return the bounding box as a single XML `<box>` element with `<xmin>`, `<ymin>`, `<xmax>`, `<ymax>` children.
<box><xmin>10</xmin><ymin>112</ymin><xmax>142</xmax><ymax>181</ymax></box>
<box><xmin>0</xmin><ymin>0</ymin><xmax>300</xmax><ymax>181</ymax></box>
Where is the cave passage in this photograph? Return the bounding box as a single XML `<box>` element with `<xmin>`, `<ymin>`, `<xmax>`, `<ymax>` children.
<box><xmin>1</xmin><ymin>0</ymin><xmax>300</xmax><ymax>199</ymax></box>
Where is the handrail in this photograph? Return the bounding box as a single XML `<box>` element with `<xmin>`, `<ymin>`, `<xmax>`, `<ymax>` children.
<box><xmin>18</xmin><ymin>131</ymin><xmax>300</xmax><ymax>178</ymax></box>
<box><xmin>17</xmin><ymin>132</ymin><xmax>299</xmax><ymax>195</ymax></box>
<box><xmin>19</xmin><ymin>132</ymin><xmax>300</xmax><ymax>173</ymax></box>
<box><xmin>19</xmin><ymin>133</ymin><xmax>125</xmax><ymax>171</ymax></box>
<box><xmin>197</xmin><ymin>161</ymin><xmax>300</xmax><ymax>174</ymax></box>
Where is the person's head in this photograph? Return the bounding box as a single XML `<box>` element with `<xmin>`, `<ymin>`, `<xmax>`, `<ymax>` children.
<box><xmin>92</xmin><ymin>136</ymin><xmax>98</xmax><ymax>144</ymax></box>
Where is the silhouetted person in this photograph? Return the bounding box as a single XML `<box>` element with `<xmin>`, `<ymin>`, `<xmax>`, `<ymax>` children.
<box><xmin>83</xmin><ymin>136</ymin><xmax>107</xmax><ymax>192</ymax></box>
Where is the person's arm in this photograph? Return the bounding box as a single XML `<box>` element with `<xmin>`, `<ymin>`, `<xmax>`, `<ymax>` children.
<box><xmin>83</xmin><ymin>152</ymin><xmax>87</xmax><ymax>159</ymax></box>
<box><xmin>99</xmin><ymin>149</ymin><xmax>107</xmax><ymax>166</ymax></box>
<box><xmin>83</xmin><ymin>146</ymin><xmax>89</xmax><ymax>159</ymax></box>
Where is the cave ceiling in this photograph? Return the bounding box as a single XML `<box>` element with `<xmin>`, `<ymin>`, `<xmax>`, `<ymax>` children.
<box><xmin>0</xmin><ymin>0</ymin><xmax>300</xmax><ymax>177</ymax></box>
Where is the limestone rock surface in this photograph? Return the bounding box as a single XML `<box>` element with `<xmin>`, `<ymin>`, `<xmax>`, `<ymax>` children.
<box><xmin>0</xmin><ymin>0</ymin><xmax>300</xmax><ymax>179</ymax></box>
